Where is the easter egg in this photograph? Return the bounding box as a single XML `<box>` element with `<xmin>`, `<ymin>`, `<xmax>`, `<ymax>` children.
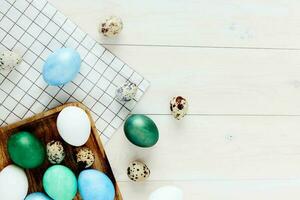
<box><xmin>127</xmin><ymin>161</ymin><xmax>150</xmax><ymax>182</ymax></box>
<box><xmin>124</xmin><ymin>114</ymin><xmax>159</xmax><ymax>147</ymax></box>
<box><xmin>7</xmin><ymin>131</ymin><xmax>46</xmax><ymax>169</ymax></box>
<box><xmin>100</xmin><ymin>16</ymin><xmax>123</xmax><ymax>37</ymax></box>
<box><xmin>0</xmin><ymin>50</ymin><xmax>22</xmax><ymax>71</ymax></box>
<box><xmin>43</xmin><ymin>48</ymin><xmax>81</xmax><ymax>86</ymax></box>
<box><xmin>25</xmin><ymin>192</ymin><xmax>52</xmax><ymax>200</ymax></box>
<box><xmin>78</xmin><ymin>169</ymin><xmax>115</xmax><ymax>200</ymax></box>
<box><xmin>57</xmin><ymin>106</ymin><xmax>91</xmax><ymax>146</ymax></box>
<box><xmin>75</xmin><ymin>147</ymin><xmax>95</xmax><ymax>169</ymax></box>
<box><xmin>0</xmin><ymin>165</ymin><xmax>28</xmax><ymax>200</ymax></box>
<box><xmin>170</xmin><ymin>96</ymin><xmax>188</xmax><ymax>120</ymax></box>
<box><xmin>43</xmin><ymin>165</ymin><xmax>77</xmax><ymax>200</ymax></box>
<box><xmin>149</xmin><ymin>186</ymin><xmax>183</xmax><ymax>200</ymax></box>
<box><xmin>115</xmin><ymin>81</ymin><xmax>137</xmax><ymax>102</ymax></box>
<box><xmin>46</xmin><ymin>140</ymin><xmax>65</xmax><ymax>164</ymax></box>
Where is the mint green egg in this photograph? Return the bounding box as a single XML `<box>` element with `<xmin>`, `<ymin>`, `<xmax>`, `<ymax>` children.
<box><xmin>43</xmin><ymin>165</ymin><xmax>77</xmax><ymax>200</ymax></box>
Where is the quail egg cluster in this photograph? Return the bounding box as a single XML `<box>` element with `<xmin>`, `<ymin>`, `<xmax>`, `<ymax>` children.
<box><xmin>127</xmin><ymin>161</ymin><xmax>150</xmax><ymax>182</ymax></box>
<box><xmin>0</xmin><ymin>50</ymin><xmax>22</xmax><ymax>71</ymax></box>
<box><xmin>75</xmin><ymin>147</ymin><xmax>95</xmax><ymax>169</ymax></box>
<box><xmin>100</xmin><ymin>16</ymin><xmax>123</xmax><ymax>37</ymax></box>
<box><xmin>170</xmin><ymin>96</ymin><xmax>188</xmax><ymax>120</ymax></box>
<box><xmin>46</xmin><ymin>140</ymin><xmax>65</xmax><ymax>164</ymax></box>
<box><xmin>116</xmin><ymin>81</ymin><xmax>138</xmax><ymax>102</ymax></box>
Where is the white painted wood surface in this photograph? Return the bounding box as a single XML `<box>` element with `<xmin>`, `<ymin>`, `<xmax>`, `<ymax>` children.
<box><xmin>48</xmin><ymin>0</ymin><xmax>300</xmax><ymax>199</ymax></box>
<box><xmin>47</xmin><ymin>0</ymin><xmax>300</xmax><ymax>49</ymax></box>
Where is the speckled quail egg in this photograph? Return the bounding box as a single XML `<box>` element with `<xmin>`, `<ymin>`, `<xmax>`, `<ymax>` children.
<box><xmin>100</xmin><ymin>16</ymin><xmax>123</xmax><ymax>37</ymax></box>
<box><xmin>116</xmin><ymin>81</ymin><xmax>138</xmax><ymax>102</ymax></box>
<box><xmin>127</xmin><ymin>161</ymin><xmax>150</xmax><ymax>182</ymax></box>
<box><xmin>170</xmin><ymin>96</ymin><xmax>188</xmax><ymax>120</ymax></box>
<box><xmin>0</xmin><ymin>50</ymin><xmax>22</xmax><ymax>71</ymax></box>
<box><xmin>46</xmin><ymin>140</ymin><xmax>65</xmax><ymax>164</ymax></box>
<box><xmin>75</xmin><ymin>147</ymin><xmax>95</xmax><ymax>169</ymax></box>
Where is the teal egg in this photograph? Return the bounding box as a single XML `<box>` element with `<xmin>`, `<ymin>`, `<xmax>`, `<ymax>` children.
<box><xmin>78</xmin><ymin>169</ymin><xmax>115</xmax><ymax>200</ymax></box>
<box><xmin>124</xmin><ymin>114</ymin><xmax>159</xmax><ymax>147</ymax></box>
<box><xmin>43</xmin><ymin>165</ymin><xmax>77</xmax><ymax>200</ymax></box>
<box><xmin>43</xmin><ymin>48</ymin><xmax>81</xmax><ymax>86</ymax></box>
<box><xmin>25</xmin><ymin>192</ymin><xmax>52</xmax><ymax>200</ymax></box>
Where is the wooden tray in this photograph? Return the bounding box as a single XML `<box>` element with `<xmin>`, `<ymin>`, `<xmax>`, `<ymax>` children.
<box><xmin>0</xmin><ymin>102</ymin><xmax>123</xmax><ymax>200</ymax></box>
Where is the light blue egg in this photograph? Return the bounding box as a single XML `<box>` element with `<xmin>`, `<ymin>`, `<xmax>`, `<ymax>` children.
<box><xmin>43</xmin><ymin>48</ymin><xmax>81</xmax><ymax>86</ymax></box>
<box><xmin>78</xmin><ymin>169</ymin><xmax>115</xmax><ymax>200</ymax></box>
<box><xmin>25</xmin><ymin>192</ymin><xmax>52</xmax><ymax>200</ymax></box>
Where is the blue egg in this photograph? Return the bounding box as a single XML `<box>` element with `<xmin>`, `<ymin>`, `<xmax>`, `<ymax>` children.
<box><xmin>25</xmin><ymin>192</ymin><xmax>52</xmax><ymax>200</ymax></box>
<box><xmin>43</xmin><ymin>48</ymin><xmax>81</xmax><ymax>86</ymax></box>
<box><xmin>78</xmin><ymin>169</ymin><xmax>115</xmax><ymax>200</ymax></box>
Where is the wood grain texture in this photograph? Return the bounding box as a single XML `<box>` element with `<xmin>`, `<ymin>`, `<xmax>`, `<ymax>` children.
<box><xmin>106</xmin><ymin>115</ymin><xmax>300</xmax><ymax>181</ymax></box>
<box><xmin>105</xmin><ymin>45</ymin><xmax>300</xmax><ymax>115</ymax></box>
<box><xmin>49</xmin><ymin>0</ymin><xmax>300</xmax><ymax>49</ymax></box>
<box><xmin>118</xmin><ymin>180</ymin><xmax>300</xmax><ymax>200</ymax></box>
<box><xmin>106</xmin><ymin>115</ymin><xmax>300</xmax><ymax>199</ymax></box>
<box><xmin>0</xmin><ymin>102</ymin><xmax>122</xmax><ymax>200</ymax></box>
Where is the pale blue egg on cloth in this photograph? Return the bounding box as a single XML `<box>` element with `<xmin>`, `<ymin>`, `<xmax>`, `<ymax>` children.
<box><xmin>78</xmin><ymin>169</ymin><xmax>115</xmax><ymax>200</ymax></box>
<box><xmin>25</xmin><ymin>192</ymin><xmax>52</xmax><ymax>200</ymax></box>
<box><xmin>43</xmin><ymin>48</ymin><xmax>81</xmax><ymax>86</ymax></box>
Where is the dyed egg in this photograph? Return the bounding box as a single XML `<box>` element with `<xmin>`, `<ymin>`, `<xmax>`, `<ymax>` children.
<box><xmin>170</xmin><ymin>96</ymin><xmax>188</xmax><ymax>120</ymax></box>
<box><xmin>25</xmin><ymin>192</ymin><xmax>52</xmax><ymax>200</ymax></box>
<box><xmin>100</xmin><ymin>16</ymin><xmax>123</xmax><ymax>37</ymax></box>
<box><xmin>149</xmin><ymin>186</ymin><xmax>183</xmax><ymax>200</ymax></box>
<box><xmin>43</xmin><ymin>165</ymin><xmax>77</xmax><ymax>200</ymax></box>
<box><xmin>0</xmin><ymin>165</ymin><xmax>28</xmax><ymax>200</ymax></box>
<box><xmin>127</xmin><ymin>161</ymin><xmax>150</xmax><ymax>182</ymax></box>
<box><xmin>43</xmin><ymin>48</ymin><xmax>81</xmax><ymax>86</ymax></box>
<box><xmin>57</xmin><ymin>106</ymin><xmax>91</xmax><ymax>146</ymax></box>
<box><xmin>0</xmin><ymin>50</ymin><xmax>22</xmax><ymax>71</ymax></box>
<box><xmin>7</xmin><ymin>131</ymin><xmax>46</xmax><ymax>169</ymax></box>
<box><xmin>124</xmin><ymin>114</ymin><xmax>159</xmax><ymax>147</ymax></box>
<box><xmin>46</xmin><ymin>140</ymin><xmax>65</xmax><ymax>164</ymax></box>
<box><xmin>116</xmin><ymin>81</ymin><xmax>138</xmax><ymax>102</ymax></box>
<box><xmin>78</xmin><ymin>169</ymin><xmax>115</xmax><ymax>200</ymax></box>
<box><xmin>75</xmin><ymin>147</ymin><xmax>95</xmax><ymax>169</ymax></box>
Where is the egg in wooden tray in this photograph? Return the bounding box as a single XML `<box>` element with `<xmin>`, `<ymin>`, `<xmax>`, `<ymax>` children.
<box><xmin>0</xmin><ymin>102</ymin><xmax>122</xmax><ymax>200</ymax></box>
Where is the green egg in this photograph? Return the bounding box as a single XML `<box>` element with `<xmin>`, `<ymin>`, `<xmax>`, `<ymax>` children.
<box><xmin>7</xmin><ymin>131</ymin><xmax>46</xmax><ymax>169</ymax></box>
<box><xmin>43</xmin><ymin>165</ymin><xmax>77</xmax><ymax>200</ymax></box>
<box><xmin>124</xmin><ymin>114</ymin><xmax>159</xmax><ymax>148</ymax></box>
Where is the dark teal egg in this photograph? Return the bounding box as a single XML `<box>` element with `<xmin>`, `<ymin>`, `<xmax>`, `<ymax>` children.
<box><xmin>7</xmin><ymin>131</ymin><xmax>46</xmax><ymax>169</ymax></box>
<box><xmin>124</xmin><ymin>114</ymin><xmax>159</xmax><ymax>148</ymax></box>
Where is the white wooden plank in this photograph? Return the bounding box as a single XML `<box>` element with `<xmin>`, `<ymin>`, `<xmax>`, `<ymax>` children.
<box><xmin>103</xmin><ymin>45</ymin><xmax>300</xmax><ymax>115</ymax></box>
<box><xmin>49</xmin><ymin>0</ymin><xmax>300</xmax><ymax>48</ymax></box>
<box><xmin>106</xmin><ymin>115</ymin><xmax>300</xmax><ymax>181</ymax></box>
<box><xmin>118</xmin><ymin>180</ymin><xmax>300</xmax><ymax>200</ymax></box>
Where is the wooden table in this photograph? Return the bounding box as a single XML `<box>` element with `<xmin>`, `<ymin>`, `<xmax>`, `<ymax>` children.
<box><xmin>48</xmin><ymin>0</ymin><xmax>300</xmax><ymax>199</ymax></box>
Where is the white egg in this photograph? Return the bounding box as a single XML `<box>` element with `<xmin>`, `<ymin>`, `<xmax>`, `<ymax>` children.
<box><xmin>149</xmin><ymin>186</ymin><xmax>183</xmax><ymax>200</ymax></box>
<box><xmin>0</xmin><ymin>165</ymin><xmax>29</xmax><ymax>200</ymax></box>
<box><xmin>57</xmin><ymin>106</ymin><xmax>91</xmax><ymax>146</ymax></box>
